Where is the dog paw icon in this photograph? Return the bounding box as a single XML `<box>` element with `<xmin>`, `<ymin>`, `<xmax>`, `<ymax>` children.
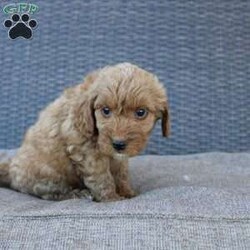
<box><xmin>4</xmin><ymin>14</ymin><xmax>37</xmax><ymax>39</ymax></box>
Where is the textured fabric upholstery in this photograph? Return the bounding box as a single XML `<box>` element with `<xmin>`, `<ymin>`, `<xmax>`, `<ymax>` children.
<box><xmin>0</xmin><ymin>0</ymin><xmax>249</xmax><ymax>154</ymax></box>
<box><xmin>0</xmin><ymin>150</ymin><xmax>249</xmax><ymax>249</ymax></box>
<box><xmin>0</xmin><ymin>1</ymin><xmax>249</xmax><ymax>249</ymax></box>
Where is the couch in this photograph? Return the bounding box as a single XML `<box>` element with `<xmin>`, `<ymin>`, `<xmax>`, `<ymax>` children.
<box><xmin>0</xmin><ymin>1</ymin><xmax>249</xmax><ymax>249</ymax></box>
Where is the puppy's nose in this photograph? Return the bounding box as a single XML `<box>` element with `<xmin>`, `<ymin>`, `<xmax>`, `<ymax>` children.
<box><xmin>112</xmin><ymin>140</ymin><xmax>126</xmax><ymax>151</ymax></box>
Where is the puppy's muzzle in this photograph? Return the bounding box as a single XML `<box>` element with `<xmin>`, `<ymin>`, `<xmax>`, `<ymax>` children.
<box><xmin>112</xmin><ymin>140</ymin><xmax>126</xmax><ymax>151</ymax></box>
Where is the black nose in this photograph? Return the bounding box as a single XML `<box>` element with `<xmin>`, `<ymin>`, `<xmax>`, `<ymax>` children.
<box><xmin>112</xmin><ymin>140</ymin><xmax>126</xmax><ymax>151</ymax></box>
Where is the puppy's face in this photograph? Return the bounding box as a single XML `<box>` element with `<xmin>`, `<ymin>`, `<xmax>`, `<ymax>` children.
<box><xmin>94</xmin><ymin>98</ymin><xmax>157</xmax><ymax>157</ymax></box>
<box><xmin>87</xmin><ymin>63</ymin><xmax>170</xmax><ymax>157</ymax></box>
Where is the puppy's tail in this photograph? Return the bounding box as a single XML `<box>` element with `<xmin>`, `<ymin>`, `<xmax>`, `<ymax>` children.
<box><xmin>0</xmin><ymin>154</ymin><xmax>11</xmax><ymax>187</ymax></box>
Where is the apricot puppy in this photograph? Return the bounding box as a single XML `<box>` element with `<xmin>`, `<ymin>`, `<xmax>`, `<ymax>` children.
<box><xmin>0</xmin><ymin>63</ymin><xmax>170</xmax><ymax>202</ymax></box>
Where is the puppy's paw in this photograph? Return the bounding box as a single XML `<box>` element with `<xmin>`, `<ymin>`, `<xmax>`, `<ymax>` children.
<box><xmin>116</xmin><ymin>182</ymin><xmax>137</xmax><ymax>198</ymax></box>
<box><xmin>71</xmin><ymin>189</ymin><xmax>93</xmax><ymax>201</ymax></box>
<box><xmin>118</xmin><ymin>188</ymin><xmax>137</xmax><ymax>199</ymax></box>
<box><xmin>94</xmin><ymin>192</ymin><xmax>124</xmax><ymax>202</ymax></box>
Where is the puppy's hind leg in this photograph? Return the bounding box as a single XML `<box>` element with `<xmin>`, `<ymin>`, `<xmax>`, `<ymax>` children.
<box><xmin>33</xmin><ymin>180</ymin><xmax>93</xmax><ymax>201</ymax></box>
<box><xmin>10</xmin><ymin>153</ymin><xmax>92</xmax><ymax>201</ymax></box>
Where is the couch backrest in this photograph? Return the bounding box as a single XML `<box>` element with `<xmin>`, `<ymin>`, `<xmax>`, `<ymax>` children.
<box><xmin>0</xmin><ymin>0</ymin><xmax>249</xmax><ymax>154</ymax></box>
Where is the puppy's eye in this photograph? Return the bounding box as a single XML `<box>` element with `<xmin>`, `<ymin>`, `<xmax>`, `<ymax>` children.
<box><xmin>101</xmin><ymin>107</ymin><xmax>112</xmax><ymax>117</ymax></box>
<box><xmin>135</xmin><ymin>108</ymin><xmax>148</xmax><ymax>119</ymax></box>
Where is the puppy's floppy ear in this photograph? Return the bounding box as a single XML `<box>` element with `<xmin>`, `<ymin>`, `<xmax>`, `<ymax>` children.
<box><xmin>161</xmin><ymin>100</ymin><xmax>171</xmax><ymax>137</ymax></box>
<box><xmin>73</xmin><ymin>71</ymin><xmax>99</xmax><ymax>137</ymax></box>
<box><xmin>74</xmin><ymin>96</ymin><xmax>97</xmax><ymax>137</ymax></box>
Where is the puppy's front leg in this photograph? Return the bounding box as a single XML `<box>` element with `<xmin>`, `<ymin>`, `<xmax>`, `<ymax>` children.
<box><xmin>78</xmin><ymin>155</ymin><xmax>122</xmax><ymax>202</ymax></box>
<box><xmin>110</xmin><ymin>158</ymin><xmax>136</xmax><ymax>198</ymax></box>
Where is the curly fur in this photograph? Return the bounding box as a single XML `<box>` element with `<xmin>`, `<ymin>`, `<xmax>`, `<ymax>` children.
<box><xmin>0</xmin><ymin>63</ymin><xmax>170</xmax><ymax>202</ymax></box>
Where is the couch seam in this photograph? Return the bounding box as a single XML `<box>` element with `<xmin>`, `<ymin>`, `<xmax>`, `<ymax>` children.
<box><xmin>1</xmin><ymin>213</ymin><xmax>249</xmax><ymax>223</ymax></box>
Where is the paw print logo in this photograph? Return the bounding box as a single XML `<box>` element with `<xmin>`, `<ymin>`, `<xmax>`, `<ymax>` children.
<box><xmin>4</xmin><ymin>14</ymin><xmax>37</xmax><ymax>39</ymax></box>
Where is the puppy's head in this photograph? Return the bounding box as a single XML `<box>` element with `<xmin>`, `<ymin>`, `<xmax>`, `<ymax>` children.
<box><xmin>79</xmin><ymin>63</ymin><xmax>170</xmax><ymax>157</ymax></box>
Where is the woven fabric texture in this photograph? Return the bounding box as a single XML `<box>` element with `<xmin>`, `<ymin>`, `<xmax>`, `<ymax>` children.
<box><xmin>0</xmin><ymin>150</ymin><xmax>250</xmax><ymax>249</ymax></box>
<box><xmin>0</xmin><ymin>0</ymin><xmax>249</xmax><ymax>154</ymax></box>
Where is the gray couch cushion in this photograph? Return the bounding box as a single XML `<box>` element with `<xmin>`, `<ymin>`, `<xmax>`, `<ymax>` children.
<box><xmin>0</xmin><ymin>151</ymin><xmax>249</xmax><ymax>249</ymax></box>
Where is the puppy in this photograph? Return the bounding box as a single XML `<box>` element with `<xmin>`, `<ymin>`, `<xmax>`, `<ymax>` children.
<box><xmin>0</xmin><ymin>63</ymin><xmax>170</xmax><ymax>202</ymax></box>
